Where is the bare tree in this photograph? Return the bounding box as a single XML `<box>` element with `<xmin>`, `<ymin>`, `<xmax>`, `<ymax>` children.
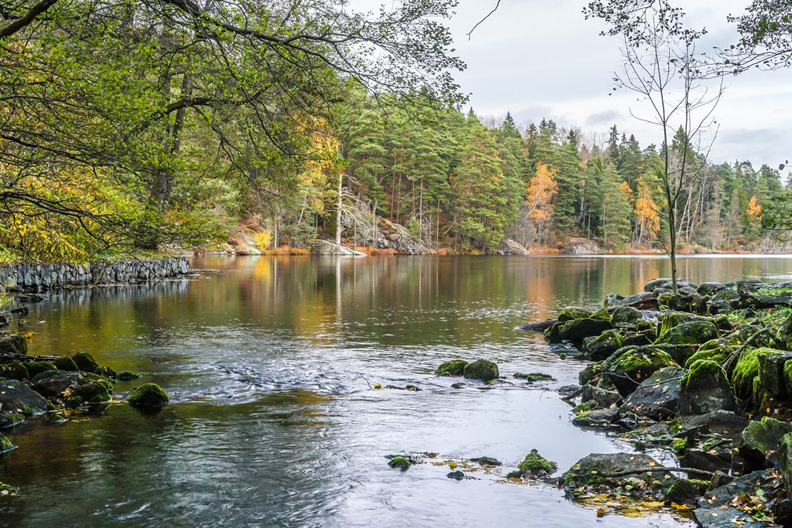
<box><xmin>585</xmin><ymin>0</ymin><xmax>723</xmax><ymax>293</ymax></box>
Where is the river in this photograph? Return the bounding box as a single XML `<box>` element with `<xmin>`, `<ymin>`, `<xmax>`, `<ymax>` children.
<box><xmin>2</xmin><ymin>255</ymin><xmax>791</xmax><ymax>527</ymax></box>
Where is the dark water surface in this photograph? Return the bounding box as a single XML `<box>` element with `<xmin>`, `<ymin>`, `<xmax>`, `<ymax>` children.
<box><xmin>3</xmin><ymin>255</ymin><xmax>792</xmax><ymax>527</ymax></box>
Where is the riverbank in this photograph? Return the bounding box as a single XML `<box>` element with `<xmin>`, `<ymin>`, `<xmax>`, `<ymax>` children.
<box><xmin>0</xmin><ymin>257</ymin><xmax>191</xmax><ymax>293</ymax></box>
<box><xmin>520</xmin><ymin>276</ymin><xmax>792</xmax><ymax>526</ymax></box>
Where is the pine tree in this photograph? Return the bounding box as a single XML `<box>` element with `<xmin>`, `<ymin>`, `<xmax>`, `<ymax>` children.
<box><xmin>601</xmin><ymin>164</ymin><xmax>633</xmax><ymax>248</ymax></box>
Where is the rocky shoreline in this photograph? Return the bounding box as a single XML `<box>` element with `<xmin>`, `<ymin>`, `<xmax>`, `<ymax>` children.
<box><xmin>523</xmin><ymin>277</ymin><xmax>792</xmax><ymax>527</ymax></box>
<box><xmin>0</xmin><ymin>302</ymin><xmax>170</xmax><ymax>496</ymax></box>
<box><xmin>0</xmin><ymin>257</ymin><xmax>191</xmax><ymax>293</ymax></box>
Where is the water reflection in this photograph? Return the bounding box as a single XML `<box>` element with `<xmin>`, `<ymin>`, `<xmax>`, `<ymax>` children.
<box><xmin>2</xmin><ymin>255</ymin><xmax>790</xmax><ymax>527</ymax></box>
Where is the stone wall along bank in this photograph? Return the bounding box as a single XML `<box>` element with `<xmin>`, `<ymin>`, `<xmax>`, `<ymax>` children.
<box><xmin>0</xmin><ymin>258</ymin><xmax>191</xmax><ymax>292</ymax></box>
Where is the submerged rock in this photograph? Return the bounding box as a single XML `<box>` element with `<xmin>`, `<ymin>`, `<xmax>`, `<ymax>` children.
<box><xmin>435</xmin><ymin>360</ymin><xmax>468</xmax><ymax>377</ymax></box>
<box><xmin>462</xmin><ymin>360</ymin><xmax>499</xmax><ymax>381</ymax></box>
<box><xmin>446</xmin><ymin>470</ymin><xmax>465</xmax><ymax>480</ymax></box>
<box><xmin>514</xmin><ymin>372</ymin><xmax>554</xmax><ymax>382</ymax></box>
<box><xmin>470</xmin><ymin>456</ymin><xmax>501</xmax><ymax>466</ymax></box>
<box><xmin>519</xmin><ymin>319</ymin><xmax>556</xmax><ymax>332</ymax></box>
<box><xmin>128</xmin><ymin>383</ymin><xmax>169</xmax><ymax>410</ymax></box>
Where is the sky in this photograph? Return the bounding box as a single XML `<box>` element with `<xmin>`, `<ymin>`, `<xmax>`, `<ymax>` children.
<box><xmin>444</xmin><ymin>0</ymin><xmax>792</xmax><ymax>169</ymax></box>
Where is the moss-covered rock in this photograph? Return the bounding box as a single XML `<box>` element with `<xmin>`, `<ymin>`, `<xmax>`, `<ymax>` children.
<box><xmin>611</xmin><ymin>305</ymin><xmax>643</xmax><ymax>325</ymax></box>
<box><xmin>462</xmin><ymin>359</ymin><xmax>499</xmax><ymax>381</ymax></box>
<box><xmin>27</xmin><ymin>361</ymin><xmax>56</xmax><ymax>378</ymax></box>
<box><xmin>579</xmin><ymin>361</ymin><xmax>605</xmax><ymax>386</ymax></box>
<box><xmin>563</xmin><ymin>452</ymin><xmax>665</xmax><ymax>488</ymax></box>
<box><xmin>97</xmin><ymin>365</ymin><xmax>117</xmax><ymax>379</ymax></box>
<box><xmin>665</xmin><ymin>478</ymin><xmax>707</xmax><ymax>504</ymax></box>
<box><xmin>684</xmin><ymin>346</ymin><xmax>728</xmax><ymax>369</ymax></box>
<box><xmin>671</xmin><ymin>437</ymin><xmax>687</xmax><ymax>456</ymax></box>
<box><xmin>71</xmin><ymin>352</ymin><xmax>99</xmax><ymax>373</ymax></box>
<box><xmin>656</xmin><ymin>320</ymin><xmax>718</xmax><ymax>346</ymax></box>
<box><xmin>739</xmin><ymin>417</ymin><xmax>792</xmax><ymax>469</ymax></box>
<box><xmin>680</xmin><ymin>360</ymin><xmax>735</xmax><ymax>415</ymax></box>
<box><xmin>558</xmin><ymin>306</ymin><xmax>592</xmax><ymax>322</ymax></box>
<box><xmin>660</xmin><ymin>312</ymin><xmax>707</xmax><ymax>336</ymax></box>
<box><xmin>518</xmin><ymin>449</ymin><xmax>557</xmax><ymax>477</ymax></box>
<box><xmin>388</xmin><ymin>456</ymin><xmax>413</xmax><ymax>471</ymax></box>
<box><xmin>72</xmin><ymin>380</ymin><xmax>112</xmax><ymax>404</ymax></box>
<box><xmin>0</xmin><ymin>361</ymin><xmax>28</xmax><ymax>381</ymax></box>
<box><xmin>0</xmin><ymin>433</ymin><xmax>14</xmax><ymax>454</ymax></box>
<box><xmin>514</xmin><ymin>372</ymin><xmax>554</xmax><ymax>382</ymax></box>
<box><xmin>582</xmin><ymin>330</ymin><xmax>624</xmax><ymax>361</ymax></box>
<box><xmin>731</xmin><ymin>348</ymin><xmax>774</xmax><ymax>402</ymax></box>
<box><xmin>778</xmin><ymin>433</ymin><xmax>792</xmax><ymax>500</ymax></box>
<box><xmin>758</xmin><ymin>351</ymin><xmax>792</xmax><ymax>397</ymax></box>
<box><xmin>117</xmin><ymin>371</ymin><xmax>141</xmax><ymax>381</ymax></box>
<box><xmin>128</xmin><ymin>383</ymin><xmax>169</xmax><ymax>410</ymax></box>
<box><xmin>620</xmin><ymin>366</ymin><xmax>682</xmax><ymax>420</ymax></box>
<box><xmin>435</xmin><ymin>360</ymin><xmax>469</xmax><ymax>377</ymax></box>
<box><xmin>54</xmin><ymin>356</ymin><xmax>79</xmax><ymax>372</ymax></box>
<box><xmin>0</xmin><ymin>335</ymin><xmax>27</xmax><ymax>356</ymax></box>
<box><xmin>549</xmin><ymin>318</ymin><xmax>612</xmax><ymax>344</ymax></box>
<box><xmin>603</xmin><ymin>346</ymin><xmax>678</xmax><ymax>395</ymax></box>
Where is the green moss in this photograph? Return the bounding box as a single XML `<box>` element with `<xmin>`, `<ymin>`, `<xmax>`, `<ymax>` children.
<box><xmin>671</xmin><ymin>437</ymin><xmax>687</xmax><ymax>456</ymax></box>
<box><xmin>71</xmin><ymin>352</ymin><xmax>99</xmax><ymax>373</ymax></box>
<box><xmin>128</xmin><ymin>383</ymin><xmax>169</xmax><ymax>410</ymax></box>
<box><xmin>519</xmin><ymin>449</ymin><xmax>557</xmax><ymax>474</ymax></box>
<box><xmin>27</xmin><ymin>361</ymin><xmax>56</xmax><ymax>378</ymax></box>
<box><xmin>656</xmin><ymin>320</ymin><xmax>718</xmax><ymax>346</ymax></box>
<box><xmin>732</xmin><ymin>348</ymin><xmax>776</xmax><ymax>401</ymax></box>
<box><xmin>590</xmin><ymin>308</ymin><xmax>611</xmax><ymax>321</ymax></box>
<box><xmin>72</xmin><ymin>381</ymin><xmax>112</xmax><ymax>404</ymax></box>
<box><xmin>463</xmin><ymin>359</ymin><xmax>499</xmax><ymax>381</ymax></box>
<box><xmin>558</xmin><ymin>306</ymin><xmax>592</xmax><ymax>322</ymax></box>
<box><xmin>684</xmin><ymin>347</ymin><xmax>726</xmax><ymax>368</ymax></box>
<box><xmin>665</xmin><ymin>478</ymin><xmax>707</xmax><ymax>503</ymax></box>
<box><xmin>0</xmin><ymin>433</ymin><xmax>14</xmax><ymax>454</ymax></box>
<box><xmin>54</xmin><ymin>356</ymin><xmax>79</xmax><ymax>372</ymax></box>
<box><xmin>610</xmin><ymin>348</ymin><xmax>677</xmax><ymax>379</ymax></box>
<box><xmin>514</xmin><ymin>372</ymin><xmax>555</xmax><ymax>382</ymax></box>
<box><xmin>683</xmin><ymin>359</ymin><xmax>727</xmax><ymax>389</ymax></box>
<box><xmin>388</xmin><ymin>456</ymin><xmax>412</xmax><ymax>471</ymax></box>
<box><xmin>435</xmin><ymin>360</ymin><xmax>469</xmax><ymax>377</ymax></box>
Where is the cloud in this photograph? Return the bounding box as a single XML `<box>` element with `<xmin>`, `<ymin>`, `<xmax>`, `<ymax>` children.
<box><xmin>585</xmin><ymin>110</ymin><xmax>620</xmax><ymax>126</ymax></box>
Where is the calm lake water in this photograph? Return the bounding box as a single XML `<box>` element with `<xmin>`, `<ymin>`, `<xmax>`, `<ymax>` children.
<box><xmin>2</xmin><ymin>254</ymin><xmax>792</xmax><ymax>527</ymax></box>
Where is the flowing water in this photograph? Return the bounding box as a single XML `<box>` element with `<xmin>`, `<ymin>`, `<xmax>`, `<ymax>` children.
<box><xmin>2</xmin><ymin>254</ymin><xmax>792</xmax><ymax>528</ymax></box>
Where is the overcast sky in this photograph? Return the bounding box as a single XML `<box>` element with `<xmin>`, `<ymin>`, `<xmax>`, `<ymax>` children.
<box><xmin>444</xmin><ymin>0</ymin><xmax>792</xmax><ymax>169</ymax></box>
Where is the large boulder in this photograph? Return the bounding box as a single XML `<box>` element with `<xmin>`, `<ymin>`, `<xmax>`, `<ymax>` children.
<box><xmin>545</xmin><ymin>318</ymin><xmax>612</xmax><ymax>344</ymax></box>
<box><xmin>435</xmin><ymin>360</ymin><xmax>468</xmax><ymax>377</ymax></box>
<box><xmin>679</xmin><ymin>360</ymin><xmax>736</xmax><ymax>415</ymax></box>
<box><xmin>581</xmin><ymin>330</ymin><xmax>624</xmax><ymax>361</ymax></box>
<box><xmin>732</xmin><ymin>348</ymin><xmax>776</xmax><ymax>403</ymax></box>
<box><xmin>605</xmin><ymin>292</ymin><xmax>659</xmax><ymax>310</ymax></box>
<box><xmin>601</xmin><ymin>346</ymin><xmax>678</xmax><ymax>396</ymax></box>
<box><xmin>463</xmin><ymin>360</ymin><xmax>499</xmax><ymax>381</ymax></box>
<box><xmin>659</xmin><ymin>311</ymin><xmax>709</xmax><ymax>336</ymax></box>
<box><xmin>739</xmin><ymin>417</ymin><xmax>792</xmax><ymax>470</ymax></box>
<box><xmin>71</xmin><ymin>352</ymin><xmax>99</xmax><ymax>373</ymax></box>
<box><xmin>558</xmin><ymin>307</ymin><xmax>592</xmax><ymax>322</ymax></box>
<box><xmin>31</xmin><ymin>370</ymin><xmax>89</xmax><ymax>397</ymax></box>
<box><xmin>0</xmin><ymin>380</ymin><xmax>48</xmax><ymax>428</ymax></box>
<box><xmin>563</xmin><ymin>452</ymin><xmax>667</xmax><ymax>490</ymax></box>
<box><xmin>676</xmin><ymin>411</ymin><xmax>749</xmax><ymax>441</ymax></box>
<box><xmin>0</xmin><ymin>335</ymin><xmax>27</xmax><ymax>356</ymax></box>
<box><xmin>610</xmin><ymin>305</ymin><xmax>643</xmax><ymax>325</ymax></box>
<box><xmin>656</xmin><ymin>320</ymin><xmax>718</xmax><ymax>346</ymax></box>
<box><xmin>620</xmin><ymin>366</ymin><xmax>682</xmax><ymax>421</ymax></box>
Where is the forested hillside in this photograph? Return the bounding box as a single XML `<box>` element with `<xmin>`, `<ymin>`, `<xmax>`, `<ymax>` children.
<box><xmin>255</xmin><ymin>92</ymin><xmax>789</xmax><ymax>255</ymax></box>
